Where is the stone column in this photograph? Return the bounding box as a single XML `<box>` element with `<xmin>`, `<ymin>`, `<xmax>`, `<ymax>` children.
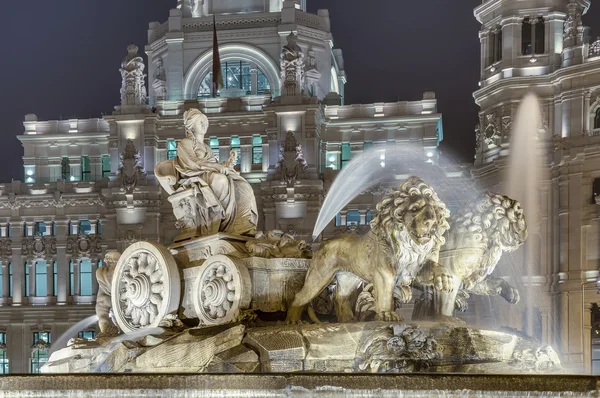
<box><xmin>44</xmin><ymin>223</ymin><xmax>52</xmax><ymax>236</ymax></box>
<box><xmin>27</xmin><ymin>259</ymin><xmax>35</xmax><ymax>298</ymax></box>
<box><xmin>90</xmin><ymin>220</ymin><xmax>98</xmax><ymax>235</ymax></box>
<box><xmin>267</xmin><ymin>130</ymin><xmax>278</xmax><ymax>170</ymax></box>
<box><xmin>46</xmin><ymin>257</ymin><xmax>54</xmax><ymax>298</ymax></box>
<box><xmin>54</xmin><ymin>220</ymin><xmax>69</xmax><ymax>304</ymax></box>
<box><xmin>240</xmin><ymin>137</ymin><xmax>252</xmax><ymax>173</ymax></box>
<box><xmin>165</xmin><ymin>9</ymin><xmax>185</xmax><ymax>100</ymax></box>
<box><xmin>25</xmin><ymin>223</ymin><xmax>33</xmax><ymax>238</ymax></box>
<box><xmin>1</xmin><ymin>261</ymin><xmax>7</xmax><ymax>299</ymax></box>
<box><xmin>530</xmin><ymin>17</ymin><xmax>537</xmax><ymax>54</ymax></box>
<box><xmin>72</xmin><ymin>258</ymin><xmax>81</xmax><ymax>297</ymax></box>
<box><xmin>10</xmin><ymin>221</ymin><xmax>24</xmax><ymax>306</ymax></box>
<box><xmin>359</xmin><ymin>210</ymin><xmax>367</xmax><ymax>226</ymax></box>
<box><xmin>91</xmin><ymin>257</ymin><xmax>99</xmax><ymax>296</ymax></box>
<box><xmin>584</xmin><ymin>91</ymin><xmax>592</xmax><ymax>135</ymax></box>
<box><xmin>262</xmin><ymin>140</ymin><xmax>269</xmax><ymax>172</ymax></box>
<box><xmin>250</xmin><ymin>67</ymin><xmax>258</xmax><ymax>95</ymax></box>
<box><xmin>339</xmin><ymin>210</ymin><xmax>348</xmax><ymax>226</ymax></box>
<box><xmin>480</xmin><ymin>30</ymin><xmax>489</xmax><ymax>73</ymax></box>
<box><xmin>70</xmin><ymin>221</ymin><xmax>79</xmax><ymax>236</ymax></box>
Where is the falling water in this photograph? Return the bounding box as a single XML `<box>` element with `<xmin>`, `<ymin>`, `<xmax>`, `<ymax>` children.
<box><xmin>313</xmin><ymin>143</ymin><xmax>479</xmax><ymax>240</ymax></box>
<box><xmin>505</xmin><ymin>93</ymin><xmax>549</xmax><ymax>336</ymax></box>
<box><xmin>49</xmin><ymin>315</ymin><xmax>99</xmax><ymax>356</ymax></box>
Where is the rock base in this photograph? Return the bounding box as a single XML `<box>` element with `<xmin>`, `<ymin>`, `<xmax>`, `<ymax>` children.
<box><xmin>43</xmin><ymin>321</ymin><xmax>562</xmax><ymax>374</ymax></box>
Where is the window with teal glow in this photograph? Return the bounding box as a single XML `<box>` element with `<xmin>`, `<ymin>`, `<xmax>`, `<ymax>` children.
<box><xmin>0</xmin><ymin>332</ymin><xmax>8</xmax><ymax>374</ymax></box>
<box><xmin>80</xmin><ymin>259</ymin><xmax>93</xmax><ymax>296</ymax></box>
<box><xmin>61</xmin><ymin>157</ymin><xmax>70</xmax><ymax>181</ymax></box>
<box><xmin>35</xmin><ymin>261</ymin><xmax>47</xmax><ymax>297</ymax></box>
<box><xmin>167</xmin><ymin>140</ymin><xmax>177</xmax><ymax>160</ymax></box>
<box><xmin>198</xmin><ymin>60</ymin><xmax>271</xmax><ymax>97</ymax></box>
<box><xmin>341</xmin><ymin>143</ymin><xmax>352</xmax><ymax>169</ymax></box>
<box><xmin>81</xmin><ymin>156</ymin><xmax>91</xmax><ymax>181</ymax></box>
<box><xmin>252</xmin><ymin>136</ymin><xmax>263</xmax><ymax>164</ymax></box>
<box><xmin>34</xmin><ymin>222</ymin><xmax>46</xmax><ymax>236</ymax></box>
<box><xmin>79</xmin><ymin>220</ymin><xmax>92</xmax><ymax>235</ymax></box>
<box><xmin>209</xmin><ymin>137</ymin><xmax>219</xmax><ymax>161</ymax></box>
<box><xmin>78</xmin><ymin>331</ymin><xmax>96</xmax><ymax>340</ymax></box>
<box><xmin>102</xmin><ymin>155</ymin><xmax>111</xmax><ymax>178</ymax></box>
<box><xmin>347</xmin><ymin>210</ymin><xmax>360</xmax><ymax>226</ymax></box>
<box><xmin>31</xmin><ymin>331</ymin><xmax>50</xmax><ymax>374</ymax></box>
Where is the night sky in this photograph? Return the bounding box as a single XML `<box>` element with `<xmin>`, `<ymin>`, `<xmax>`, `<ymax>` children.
<box><xmin>1</xmin><ymin>1</ymin><xmax>600</xmax><ymax>182</ymax></box>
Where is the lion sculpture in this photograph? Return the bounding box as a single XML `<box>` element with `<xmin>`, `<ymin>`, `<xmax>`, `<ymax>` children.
<box><xmin>286</xmin><ymin>177</ymin><xmax>452</xmax><ymax>324</ymax></box>
<box><xmin>412</xmin><ymin>191</ymin><xmax>528</xmax><ymax>321</ymax></box>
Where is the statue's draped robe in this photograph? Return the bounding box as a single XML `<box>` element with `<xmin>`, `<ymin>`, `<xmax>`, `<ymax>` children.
<box><xmin>172</xmin><ymin>137</ymin><xmax>258</xmax><ymax>236</ymax></box>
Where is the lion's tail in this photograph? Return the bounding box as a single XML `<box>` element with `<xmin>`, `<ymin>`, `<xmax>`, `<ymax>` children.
<box><xmin>307</xmin><ymin>306</ymin><xmax>322</xmax><ymax>324</ymax></box>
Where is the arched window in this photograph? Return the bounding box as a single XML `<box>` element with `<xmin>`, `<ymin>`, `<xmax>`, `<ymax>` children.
<box><xmin>198</xmin><ymin>60</ymin><xmax>270</xmax><ymax>97</ymax></box>
<box><xmin>594</xmin><ymin>108</ymin><xmax>600</xmax><ymax>130</ymax></box>
<box><xmin>80</xmin><ymin>259</ymin><xmax>93</xmax><ymax>296</ymax></box>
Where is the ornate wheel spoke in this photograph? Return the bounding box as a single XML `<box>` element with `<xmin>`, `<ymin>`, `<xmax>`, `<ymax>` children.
<box><xmin>111</xmin><ymin>242</ymin><xmax>181</xmax><ymax>333</ymax></box>
<box><xmin>193</xmin><ymin>255</ymin><xmax>251</xmax><ymax>326</ymax></box>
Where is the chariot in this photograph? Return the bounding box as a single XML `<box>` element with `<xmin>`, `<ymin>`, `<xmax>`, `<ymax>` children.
<box><xmin>110</xmin><ymin>234</ymin><xmax>311</xmax><ymax>333</ymax></box>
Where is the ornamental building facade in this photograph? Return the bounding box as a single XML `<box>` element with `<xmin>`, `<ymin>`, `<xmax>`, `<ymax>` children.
<box><xmin>0</xmin><ymin>0</ymin><xmax>444</xmax><ymax>373</ymax></box>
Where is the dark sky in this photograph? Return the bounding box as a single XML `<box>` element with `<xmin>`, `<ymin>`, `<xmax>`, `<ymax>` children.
<box><xmin>1</xmin><ymin>1</ymin><xmax>599</xmax><ymax>182</ymax></box>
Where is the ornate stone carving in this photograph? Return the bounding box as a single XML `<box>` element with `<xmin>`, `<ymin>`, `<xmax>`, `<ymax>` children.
<box><xmin>303</xmin><ymin>47</ymin><xmax>321</xmax><ymax>97</ymax></box>
<box><xmin>484</xmin><ymin>113</ymin><xmax>500</xmax><ymax>146</ymax></box>
<box><xmin>358</xmin><ymin>324</ymin><xmax>441</xmax><ymax>373</ymax></box>
<box><xmin>192</xmin><ymin>255</ymin><xmax>251</xmax><ymax>326</ymax></box>
<box><xmin>564</xmin><ymin>1</ymin><xmax>583</xmax><ymax>46</ymax></box>
<box><xmin>21</xmin><ymin>235</ymin><xmax>56</xmax><ymax>259</ymax></box>
<box><xmin>510</xmin><ymin>345</ymin><xmax>561</xmax><ymax>372</ymax></box>
<box><xmin>111</xmin><ymin>242</ymin><xmax>181</xmax><ymax>333</ymax></box>
<box><xmin>155</xmin><ymin>108</ymin><xmax>258</xmax><ymax>240</ymax></box>
<box><xmin>280</xmin><ymin>33</ymin><xmax>305</xmax><ymax>97</ymax></box>
<box><xmin>32</xmin><ymin>340</ymin><xmax>51</xmax><ymax>350</ymax></box>
<box><xmin>66</xmin><ymin>233</ymin><xmax>102</xmax><ymax>259</ymax></box>
<box><xmin>475</xmin><ymin>123</ymin><xmax>483</xmax><ymax>150</ymax></box>
<box><xmin>117</xmin><ymin>139</ymin><xmax>147</xmax><ymax>192</ymax></box>
<box><xmin>590</xmin><ymin>37</ymin><xmax>600</xmax><ymax>57</ymax></box>
<box><xmin>276</xmin><ymin>131</ymin><xmax>308</xmax><ymax>186</ymax></box>
<box><xmin>286</xmin><ymin>177</ymin><xmax>452</xmax><ymax>324</ymax></box>
<box><xmin>119</xmin><ymin>44</ymin><xmax>147</xmax><ymax>106</ymax></box>
<box><xmin>96</xmin><ymin>251</ymin><xmax>122</xmax><ymax>337</ymax></box>
<box><xmin>245</xmin><ymin>230</ymin><xmax>312</xmax><ymax>259</ymax></box>
<box><xmin>152</xmin><ymin>57</ymin><xmax>167</xmax><ymax>99</ymax></box>
<box><xmin>0</xmin><ymin>238</ymin><xmax>12</xmax><ymax>258</ymax></box>
<box><xmin>501</xmin><ymin>115</ymin><xmax>512</xmax><ymax>140</ymax></box>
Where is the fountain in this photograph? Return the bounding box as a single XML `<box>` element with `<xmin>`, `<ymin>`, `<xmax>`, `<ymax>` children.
<box><xmin>33</xmin><ymin>103</ymin><xmax>595</xmax><ymax>396</ymax></box>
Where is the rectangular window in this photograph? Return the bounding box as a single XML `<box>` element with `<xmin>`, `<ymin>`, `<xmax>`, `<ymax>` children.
<box><xmin>167</xmin><ymin>140</ymin><xmax>177</xmax><ymax>160</ymax></box>
<box><xmin>101</xmin><ymin>155</ymin><xmax>111</xmax><ymax>178</ymax></box>
<box><xmin>210</xmin><ymin>137</ymin><xmax>220</xmax><ymax>161</ymax></box>
<box><xmin>81</xmin><ymin>156</ymin><xmax>91</xmax><ymax>181</ymax></box>
<box><xmin>535</xmin><ymin>18</ymin><xmax>545</xmax><ymax>54</ymax></box>
<box><xmin>53</xmin><ymin>262</ymin><xmax>57</xmax><ymax>296</ymax></box>
<box><xmin>522</xmin><ymin>17</ymin><xmax>532</xmax><ymax>55</ymax></box>
<box><xmin>252</xmin><ymin>136</ymin><xmax>263</xmax><ymax>164</ymax></box>
<box><xmin>79</xmin><ymin>220</ymin><xmax>92</xmax><ymax>235</ymax></box>
<box><xmin>80</xmin><ymin>259</ymin><xmax>93</xmax><ymax>296</ymax></box>
<box><xmin>35</xmin><ymin>261</ymin><xmax>47</xmax><ymax>297</ymax></box>
<box><xmin>8</xmin><ymin>263</ymin><xmax>12</xmax><ymax>298</ymax></box>
<box><xmin>69</xmin><ymin>261</ymin><xmax>74</xmax><ymax>296</ymax></box>
<box><xmin>326</xmin><ymin>152</ymin><xmax>340</xmax><ymax>170</ymax></box>
<box><xmin>341</xmin><ymin>143</ymin><xmax>352</xmax><ymax>169</ymax></box>
<box><xmin>34</xmin><ymin>222</ymin><xmax>46</xmax><ymax>237</ymax></box>
<box><xmin>25</xmin><ymin>264</ymin><xmax>29</xmax><ymax>298</ymax></box>
<box><xmin>335</xmin><ymin>213</ymin><xmax>341</xmax><ymax>227</ymax></box>
<box><xmin>230</xmin><ymin>137</ymin><xmax>241</xmax><ymax>166</ymax></box>
<box><xmin>61</xmin><ymin>157</ymin><xmax>70</xmax><ymax>181</ymax></box>
<box><xmin>0</xmin><ymin>332</ymin><xmax>8</xmax><ymax>374</ymax></box>
<box><xmin>31</xmin><ymin>332</ymin><xmax>50</xmax><ymax>374</ymax></box>
<box><xmin>347</xmin><ymin>210</ymin><xmax>361</xmax><ymax>226</ymax></box>
<box><xmin>78</xmin><ymin>331</ymin><xmax>96</xmax><ymax>340</ymax></box>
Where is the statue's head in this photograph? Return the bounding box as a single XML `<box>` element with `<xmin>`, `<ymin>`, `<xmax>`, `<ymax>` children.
<box><xmin>287</xmin><ymin>32</ymin><xmax>298</xmax><ymax>45</ymax></box>
<box><xmin>371</xmin><ymin>177</ymin><xmax>450</xmax><ymax>247</ymax></box>
<box><xmin>104</xmin><ymin>251</ymin><xmax>122</xmax><ymax>267</ymax></box>
<box><xmin>183</xmin><ymin>108</ymin><xmax>209</xmax><ymax>140</ymax></box>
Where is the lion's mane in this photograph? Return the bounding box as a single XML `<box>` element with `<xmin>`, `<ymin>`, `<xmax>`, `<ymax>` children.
<box><xmin>452</xmin><ymin>191</ymin><xmax>527</xmax><ymax>251</ymax></box>
<box><xmin>370</xmin><ymin>177</ymin><xmax>451</xmax><ymax>253</ymax></box>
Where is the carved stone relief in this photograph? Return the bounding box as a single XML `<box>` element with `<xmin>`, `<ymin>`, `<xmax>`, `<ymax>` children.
<box><xmin>117</xmin><ymin>139</ymin><xmax>147</xmax><ymax>192</ymax></box>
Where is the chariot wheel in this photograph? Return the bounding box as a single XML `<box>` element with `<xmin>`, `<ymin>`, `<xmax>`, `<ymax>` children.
<box><xmin>193</xmin><ymin>255</ymin><xmax>251</xmax><ymax>326</ymax></box>
<box><xmin>111</xmin><ymin>242</ymin><xmax>181</xmax><ymax>333</ymax></box>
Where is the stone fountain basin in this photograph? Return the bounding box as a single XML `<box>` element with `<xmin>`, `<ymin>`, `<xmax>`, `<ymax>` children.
<box><xmin>42</xmin><ymin>321</ymin><xmax>561</xmax><ymax>375</ymax></box>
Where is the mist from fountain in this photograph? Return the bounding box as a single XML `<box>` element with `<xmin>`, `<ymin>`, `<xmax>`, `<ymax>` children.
<box><xmin>505</xmin><ymin>93</ymin><xmax>550</xmax><ymax>336</ymax></box>
<box><xmin>313</xmin><ymin>143</ymin><xmax>479</xmax><ymax>240</ymax></box>
<box><xmin>49</xmin><ymin>315</ymin><xmax>99</xmax><ymax>356</ymax></box>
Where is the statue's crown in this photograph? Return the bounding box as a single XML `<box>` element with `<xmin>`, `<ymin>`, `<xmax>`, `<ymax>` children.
<box><xmin>127</xmin><ymin>44</ymin><xmax>139</xmax><ymax>55</ymax></box>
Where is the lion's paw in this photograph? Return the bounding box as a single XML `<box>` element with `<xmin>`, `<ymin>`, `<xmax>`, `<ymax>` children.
<box><xmin>285</xmin><ymin>307</ymin><xmax>305</xmax><ymax>325</ymax></box>
<box><xmin>501</xmin><ymin>285</ymin><xmax>520</xmax><ymax>304</ymax></box>
<box><xmin>375</xmin><ymin>311</ymin><xmax>403</xmax><ymax>322</ymax></box>
<box><xmin>434</xmin><ymin>272</ymin><xmax>455</xmax><ymax>293</ymax></box>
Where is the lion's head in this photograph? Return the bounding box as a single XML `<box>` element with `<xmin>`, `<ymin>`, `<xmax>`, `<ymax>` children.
<box><xmin>371</xmin><ymin>177</ymin><xmax>450</xmax><ymax>247</ymax></box>
<box><xmin>452</xmin><ymin>192</ymin><xmax>527</xmax><ymax>252</ymax></box>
